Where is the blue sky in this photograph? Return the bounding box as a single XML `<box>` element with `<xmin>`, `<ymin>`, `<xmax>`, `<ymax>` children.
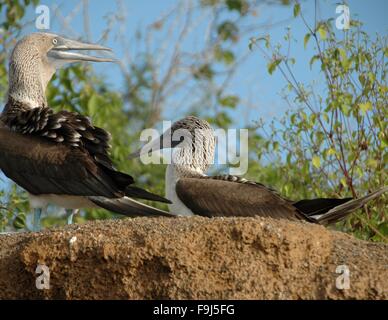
<box><xmin>16</xmin><ymin>0</ymin><xmax>387</xmax><ymax>124</ymax></box>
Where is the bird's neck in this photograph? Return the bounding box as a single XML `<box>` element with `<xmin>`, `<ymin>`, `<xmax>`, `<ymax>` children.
<box><xmin>165</xmin><ymin>164</ymin><xmax>198</xmax><ymax>216</ymax></box>
<box><xmin>165</xmin><ymin>164</ymin><xmax>204</xmax><ymax>200</ymax></box>
<box><xmin>167</xmin><ymin>163</ymin><xmax>206</xmax><ymax>180</ymax></box>
<box><xmin>7</xmin><ymin>58</ymin><xmax>52</xmax><ymax>109</ymax></box>
<box><xmin>170</xmin><ymin>146</ymin><xmax>213</xmax><ymax>176</ymax></box>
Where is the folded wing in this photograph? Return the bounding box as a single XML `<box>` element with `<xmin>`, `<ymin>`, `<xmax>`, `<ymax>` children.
<box><xmin>0</xmin><ymin>128</ymin><xmax>129</xmax><ymax>198</ymax></box>
<box><xmin>176</xmin><ymin>176</ymin><xmax>311</xmax><ymax>221</ymax></box>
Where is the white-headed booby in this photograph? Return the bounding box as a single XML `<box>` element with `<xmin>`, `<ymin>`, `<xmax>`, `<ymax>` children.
<box><xmin>0</xmin><ymin>33</ymin><xmax>173</xmax><ymax>231</ymax></box>
<box><xmin>131</xmin><ymin>116</ymin><xmax>387</xmax><ymax>225</ymax></box>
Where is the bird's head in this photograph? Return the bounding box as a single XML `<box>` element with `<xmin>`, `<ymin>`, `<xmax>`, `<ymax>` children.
<box><xmin>130</xmin><ymin>116</ymin><xmax>216</xmax><ymax>175</ymax></box>
<box><xmin>8</xmin><ymin>32</ymin><xmax>114</xmax><ymax>107</ymax></box>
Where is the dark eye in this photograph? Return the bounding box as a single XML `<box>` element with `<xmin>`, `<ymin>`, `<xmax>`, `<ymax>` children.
<box><xmin>52</xmin><ymin>38</ymin><xmax>58</xmax><ymax>45</ymax></box>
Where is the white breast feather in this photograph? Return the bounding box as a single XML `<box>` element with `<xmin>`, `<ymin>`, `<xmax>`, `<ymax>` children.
<box><xmin>165</xmin><ymin>165</ymin><xmax>194</xmax><ymax>216</ymax></box>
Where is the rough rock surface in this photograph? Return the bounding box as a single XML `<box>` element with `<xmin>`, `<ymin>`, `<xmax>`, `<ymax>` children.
<box><xmin>0</xmin><ymin>216</ymin><xmax>387</xmax><ymax>299</ymax></box>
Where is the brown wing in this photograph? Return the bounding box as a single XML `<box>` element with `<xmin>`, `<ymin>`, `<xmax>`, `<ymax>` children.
<box><xmin>176</xmin><ymin>176</ymin><xmax>312</xmax><ymax>221</ymax></box>
<box><xmin>1</xmin><ymin>102</ymin><xmax>171</xmax><ymax>203</ymax></box>
<box><xmin>0</xmin><ymin>128</ymin><xmax>128</xmax><ymax>197</ymax></box>
<box><xmin>1</xmin><ymin>98</ymin><xmax>135</xmax><ymax>187</ymax></box>
<box><xmin>1</xmin><ymin>99</ymin><xmax>112</xmax><ymax>170</ymax></box>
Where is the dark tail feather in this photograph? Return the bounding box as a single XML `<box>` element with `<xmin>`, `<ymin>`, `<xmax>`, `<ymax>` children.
<box><xmin>89</xmin><ymin>196</ymin><xmax>176</xmax><ymax>217</ymax></box>
<box><xmin>293</xmin><ymin>198</ymin><xmax>352</xmax><ymax>216</ymax></box>
<box><xmin>302</xmin><ymin>187</ymin><xmax>387</xmax><ymax>225</ymax></box>
<box><xmin>125</xmin><ymin>186</ymin><xmax>172</xmax><ymax>204</ymax></box>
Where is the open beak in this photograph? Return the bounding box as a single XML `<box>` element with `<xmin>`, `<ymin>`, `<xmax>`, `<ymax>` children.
<box><xmin>48</xmin><ymin>37</ymin><xmax>115</xmax><ymax>63</ymax></box>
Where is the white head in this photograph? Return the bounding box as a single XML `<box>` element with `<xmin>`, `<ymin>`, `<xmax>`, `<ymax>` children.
<box><xmin>131</xmin><ymin>116</ymin><xmax>216</xmax><ymax>177</ymax></box>
<box><xmin>8</xmin><ymin>32</ymin><xmax>114</xmax><ymax>107</ymax></box>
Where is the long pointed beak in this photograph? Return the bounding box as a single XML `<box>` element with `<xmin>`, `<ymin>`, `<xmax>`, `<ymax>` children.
<box><xmin>48</xmin><ymin>37</ymin><xmax>115</xmax><ymax>63</ymax></box>
<box><xmin>128</xmin><ymin>129</ymin><xmax>186</xmax><ymax>159</ymax></box>
<box><xmin>128</xmin><ymin>135</ymin><xmax>166</xmax><ymax>160</ymax></box>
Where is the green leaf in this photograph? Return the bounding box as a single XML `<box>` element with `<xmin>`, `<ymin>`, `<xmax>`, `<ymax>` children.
<box><xmin>341</xmin><ymin>104</ymin><xmax>350</xmax><ymax>116</ymax></box>
<box><xmin>317</xmin><ymin>25</ymin><xmax>327</xmax><ymax>40</ymax></box>
<box><xmin>384</xmin><ymin>47</ymin><xmax>388</xmax><ymax>57</ymax></box>
<box><xmin>219</xmin><ymin>95</ymin><xmax>239</xmax><ymax>108</ymax></box>
<box><xmin>293</xmin><ymin>3</ymin><xmax>301</xmax><ymax>17</ymax></box>
<box><xmin>267</xmin><ymin>58</ymin><xmax>281</xmax><ymax>75</ymax></box>
<box><xmin>87</xmin><ymin>94</ymin><xmax>99</xmax><ymax>116</ymax></box>
<box><xmin>379</xmin><ymin>132</ymin><xmax>388</xmax><ymax>148</ymax></box>
<box><xmin>358</xmin><ymin>74</ymin><xmax>365</xmax><ymax>85</ymax></box>
<box><xmin>312</xmin><ymin>156</ymin><xmax>321</xmax><ymax>168</ymax></box>
<box><xmin>217</xmin><ymin>21</ymin><xmax>239</xmax><ymax>42</ymax></box>
<box><xmin>368</xmin><ymin>72</ymin><xmax>375</xmax><ymax>83</ymax></box>
<box><xmin>309</xmin><ymin>55</ymin><xmax>319</xmax><ymax>69</ymax></box>
<box><xmin>215</xmin><ymin>47</ymin><xmax>235</xmax><ymax>65</ymax></box>
<box><xmin>302</xmin><ymin>161</ymin><xmax>309</xmax><ymax>175</ymax></box>
<box><xmin>338</xmin><ymin>48</ymin><xmax>347</xmax><ymax>60</ymax></box>
<box><xmin>193</xmin><ymin>64</ymin><xmax>214</xmax><ymax>80</ymax></box>
<box><xmin>222</xmin><ymin>51</ymin><xmax>235</xmax><ymax>64</ymax></box>
<box><xmin>356</xmin><ymin>167</ymin><xmax>363</xmax><ymax>179</ymax></box>
<box><xmin>366</xmin><ymin>158</ymin><xmax>378</xmax><ymax>168</ymax></box>
<box><xmin>327</xmin><ymin>148</ymin><xmax>337</xmax><ymax>156</ymax></box>
<box><xmin>377</xmin><ymin>222</ymin><xmax>388</xmax><ymax>236</ymax></box>
<box><xmin>359</xmin><ymin>101</ymin><xmax>372</xmax><ymax>114</ymax></box>
<box><xmin>13</xmin><ymin>213</ymin><xmax>26</xmax><ymax>229</ymax></box>
<box><xmin>226</xmin><ymin>0</ymin><xmax>248</xmax><ymax>15</ymax></box>
<box><xmin>286</xmin><ymin>152</ymin><xmax>292</xmax><ymax>164</ymax></box>
<box><xmin>304</xmin><ymin>33</ymin><xmax>310</xmax><ymax>49</ymax></box>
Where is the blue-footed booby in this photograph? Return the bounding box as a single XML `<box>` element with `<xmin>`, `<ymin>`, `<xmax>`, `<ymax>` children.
<box><xmin>131</xmin><ymin>116</ymin><xmax>387</xmax><ymax>225</ymax></box>
<box><xmin>0</xmin><ymin>33</ymin><xmax>173</xmax><ymax>231</ymax></box>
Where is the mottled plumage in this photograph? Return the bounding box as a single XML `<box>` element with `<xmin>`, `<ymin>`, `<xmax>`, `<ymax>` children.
<box><xmin>2</xmin><ymin>96</ymin><xmax>112</xmax><ymax>169</ymax></box>
<box><xmin>137</xmin><ymin>116</ymin><xmax>387</xmax><ymax>225</ymax></box>
<box><xmin>169</xmin><ymin>116</ymin><xmax>216</xmax><ymax>176</ymax></box>
<box><xmin>0</xmin><ymin>33</ymin><xmax>173</xmax><ymax>231</ymax></box>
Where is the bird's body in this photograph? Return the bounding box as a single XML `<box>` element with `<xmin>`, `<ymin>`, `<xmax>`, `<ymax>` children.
<box><xmin>0</xmin><ymin>33</ymin><xmax>172</xmax><ymax>231</ymax></box>
<box><xmin>133</xmin><ymin>116</ymin><xmax>387</xmax><ymax>225</ymax></box>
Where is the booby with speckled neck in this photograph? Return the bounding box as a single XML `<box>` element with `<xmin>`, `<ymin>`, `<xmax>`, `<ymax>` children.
<box><xmin>0</xmin><ymin>33</ymin><xmax>173</xmax><ymax>231</ymax></box>
<box><xmin>131</xmin><ymin>116</ymin><xmax>387</xmax><ymax>225</ymax></box>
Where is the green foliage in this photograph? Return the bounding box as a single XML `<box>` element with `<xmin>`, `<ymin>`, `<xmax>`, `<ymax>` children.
<box><xmin>193</xmin><ymin>64</ymin><xmax>215</xmax><ymax>80</ymax></box>
<box><xmin>217</xmin><ymin>21</ymin><xmax>239</xmax><ymax>42</ymax></box>
<box><xmin>214</xmin><ymin>45</ymin><xmax>235</xmax><ymax>65</ymax></box>
<box><xmin>0</xmin><ymin>0</ymin><xmax>38</xmax><ymax>31</ymax></box>
<box><xmin>293</xmin><ymin>3</ymin><xmax>300</xmax><ymax>18</ymax></box>
<box><xmin>225</xmin><ymin>0</ymin><xmax>249</xmax><ymax>15</ymax></box>
<box><xmin>250</xmin><ymin>5</ymin><xmax>387</xmax><ymax>242</ymax></box>
<box><xmin>218</xmin><ymin>95</ymin><xmax>239</xmax><ymax>108</ymax></box>
<box><xmin>267</xmin><ymin>58</ymin><xmax>282</xmax><ymax>75</ymax></box>
<box><xmin>0</xmin><ymin>184</ymin><xmax>29</xmax><ymax>231</ymax></box>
